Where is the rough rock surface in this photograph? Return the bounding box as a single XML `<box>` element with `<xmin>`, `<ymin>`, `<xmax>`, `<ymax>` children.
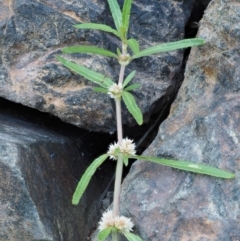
<box><xmin>0</xmin><ymin>0</ymin><xmax>194</xmax><ymax>132</ymax></box>
<box><xmin>118</xmin><ymin>0</ymin><xmax>240</xmax><ymax>240</ymax></box>
<box><xmin>0</xmin><ymin>106</ymin><xmax>114</xmax><ymax>241</ymax></box>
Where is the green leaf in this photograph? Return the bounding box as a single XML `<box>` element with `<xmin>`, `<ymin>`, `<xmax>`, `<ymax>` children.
<box><xmin>123</xmin><ymin>155</ymin><xmax>129</xmax><ymax>166</ymax></box>
<box><xmin>93</xmin><ymin>87</ymin><xmax>108</xmax><ymax>93</ymax></box>
<box><xmin>57</xmin><ymin>56</ymin><xmax>114</xmax><ymax>88</ymax></box>
<box><xmin>117</xmin><ymin>47</ymin><xmax>121</xmax><ymax>56</ymax></box>
<box><xmin>135</xmin><ymin>155</ymin><xmax>235</xmax><ymax>179</ymax></box>
<box><xmin>98</xmin><ymin>227</ymin><xmax>113</xmax><ymax>241</ymax></box>
<box><xmin>122</xmin><ymin>91</ymin><xmax>143</xmax><ymax>125</ymax></box>
<box><xmin>122</xmin><ymin>0</ymin><xmax>133</xmax><ymax>37</ymax></box>
<box><xmin>127</xmin><ymin>39</ymin><xmax>140</xmax><ymax>55</ymax></box>
<box><xmin>132</xmin><ymin>38</ymin><xmax>205</xmax><ymax>59</ymax></box>
<box><xmin>123</xmin><ymin>70</ymin><xmax>136</xmax><ymax>87</ymax></box>
<box><xmin>107</xmin><ymin>0</ymin><xmax>122</xmax><ymax>33</ymax></box>
<box><xmin>124</xmin><ymin>84</ymin><xmax>141</xmax><ymax>91</ymax></box>
<box><xmin>72</xmin><ymin>154</ymin><xmax>109</xmax><ymax>205</ymax></box>
<box><xmin>123</xmin><ymin>232</ymin><xmax>143</xmax><ymax>241</ymax></box>
<box><xmin>62</xmin><ymin>46</ymin><xmax>118</xmax><ymax>58</ymax></box>
<box><xmin>74</xmin><ymin>23</ymin><xmax>120</xmax><ymax>38</ymax></box>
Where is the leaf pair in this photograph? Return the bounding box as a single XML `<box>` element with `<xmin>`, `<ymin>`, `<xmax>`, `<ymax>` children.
<box><xmin>61</xmin><ymin>0</ymin><xmax>133</xmax><ymax>63</ymax></box>
<box><xmin>67</xmin><ymin>0</ymin><xmax>205</xmax><ymax>62</ymax></box>
<box><xmin>106</xmin><ymin>0</ymin><xmax>132</xmax><ymax>40</ymax></box>
<box><xmin>61</xmin><ymin>37</ymin><xmax>204</xmax><ymax>64</ymax></box>
<box><xmin>73</xmin><ymin>0</ymin><xmax>132</xmax><ymax>43</ymax></box>
<box><xmin>57</xmin><ymin>57</ymin><xmax>143</xmax><ymax>125</ymax></box>
<box><xmin>72</xmin><ymin>153</ymin><xmax>234</xmax><ymax>205</ymax></box>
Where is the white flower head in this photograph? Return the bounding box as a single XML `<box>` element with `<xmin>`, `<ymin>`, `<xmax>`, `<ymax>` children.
<box><xmin>108</xmin><ymin>83</ymin><xmax>123</xmax><ymax>99</ymax></box>
<box><xmin>115</xmin><ymin>215</ymin><xmax>134</xmax><ymax>232</ymax></box>
<box><xmin>98</xmin><ymin>209</ymin><xmax>115</xmax><ymax>231</ymax></box>
<box><xmin>120</xmin><ymin>138</ymin><xmax>136</xmax><ymax>156</ymax></box>
<box><xmin>107</xmin><ymin>138</ymin><xmax>136</xmax><ymax>160</ymax></box>
<box><xmin>107</xmin><ymin>142</ymin><xmax>119</xmax><ymax>160</ymax></box>
<box><xmin>98</xmin><ymin>210</ymin><xmax>134</xmax><ymax>233</ymax></box>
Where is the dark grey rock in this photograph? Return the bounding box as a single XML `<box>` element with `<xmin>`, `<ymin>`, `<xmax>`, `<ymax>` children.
<box><xmin>118</xmin><ymin>0</ymin><xmax>240</xmax><ymax>240</ymax></box>
<box><xmin>0</xmin><ymin>0</ymin><xmax>194</xmax><ymax>132</ymax></box>
<box><xmin>0</xmin><ymin>108</ymin><xmax>114</xmax><ymax>241</ymax></box>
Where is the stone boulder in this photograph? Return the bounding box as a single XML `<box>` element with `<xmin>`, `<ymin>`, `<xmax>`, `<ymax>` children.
<box><xmin>0</xmin><ymin>104</ymin><xmax>115</xmax><ymax>241</ymax></box>
<box><xmin>0</xmin><ymin>0</ymin><xmax>194</xmax><ymax>132</ymax></box>
<box><xmin>118</xmin><ymin>0</ymin><xmax>240</xmax><ymax>240</ymax></box>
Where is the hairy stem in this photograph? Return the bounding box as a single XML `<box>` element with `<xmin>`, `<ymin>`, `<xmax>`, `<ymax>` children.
<box><xmin>112</xmin><ymin>63</ymin><xmax>126</xmax><ymax>241</ymax></box>
<box><xmin>118</xmin><ymin>64</ymin><xmax>126</xmax><ymax>86</ymax></box>
<box><xmin>113</xmin><ymin>154</ymin><xmax>124</xmax><ymax>215</ymax></box>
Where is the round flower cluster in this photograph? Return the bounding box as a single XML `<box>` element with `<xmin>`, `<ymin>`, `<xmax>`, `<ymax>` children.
<box><xmin>108</xmin><ymin>83</ymin><xmax>123</xmax><ymax>99</ymax></box>
<box><xmin>98</xmin><ymin>210</ymin><xmax>134</xmax><ymax>233</ymax></box>
<box><xmin>107</xmin><ymin>138</ymin><xmax>136</xmax><ymax>160</ymax></box>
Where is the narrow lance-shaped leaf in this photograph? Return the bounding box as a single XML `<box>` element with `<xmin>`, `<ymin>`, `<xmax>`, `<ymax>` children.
<box><xmin>98</xmin><ymin>227</ymin><xmax>114</xmax><ymax>241</ymax></box>
<box><xmin>57</xmin><ymin>56</ymin><xmax>114</xmax><ymax>88</ymax></box>
<box><xmin>93</xmin><ymin>87</ymin><xmax>108</xmax><ymax>93</ymax></box>
<box><xmin>135</xmin><ymin>155</ymin><xmax>235</xmax><ymax>179</ymax></box>
<box><xmin>123</xmin><ymin>155</ymin><xmax>129</xmax><ymax>166</ymax></box>
<box><xmin>123</xmin><ymin>70</ymin><xmax>136</xmax><ymax>87</ymax></box>
<box><xmin>122</xmin><ymin>91</ymin><xmax>143</xmax><ymax>125</ymax></box>
<box><xmin>72</xmin><ymin>154</ymin><xmax>109</xmax><ymax>205</ymax></box>
<box><xmin>123</xmin><ymin>231</ymin><xmax>144</xmax><ymax>241</ymax></box>
<box><xmin>117</xmin><ymin>47</ymin><xmax>121</xmax><ymax>56</ymax></box>
<box><xmin>132</xmin><ymin>38</ymin><xmax>205</xmax><ymax>59</ymax></box>
<box><xmin>124</xmin><ymin>83</ymin><xmax>141</xmax><ymax>91</ymax></box>
<box><xmin>122</xmin><ymin>0</ymin><xmax>133</xmax><ymax>37</ymax></box>
<box><xmin>62</xmin><ymin>46</ymin><xmax>118</xmax><ymax>58</ymax></box>
<box><xmin>74</xmin><ymin>23</ymin><xmax>120</xmax><ymax>38</ymax></box>
<box><xmin>107</xmin><ymin>0</ymin><xmax>122</xmax><ymax>33</ymax></box>
<box><xmin>127</xmin><ymin>39</ymin><xmax>140</xmax><ymax>55</ymax></box>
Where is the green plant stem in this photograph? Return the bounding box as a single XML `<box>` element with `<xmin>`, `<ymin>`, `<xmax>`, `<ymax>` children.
<box><xmin>119</xmin><ymin>64</ymin><xmax>126</xmax><ymax>85</ymax></box>
<box><xmin>113</xmin><ymin>99</ymin><xmax>123</xmax><ymax>219</ymax></box>
<box><xmin>113</xmin><ymin>152</ymin><xmax>123</xmax><ymax>217</ymax></box>
<box><xmin>112</xmin><ymin>62</ymin><xmax>126</xmax><ymax>241</ymax></box>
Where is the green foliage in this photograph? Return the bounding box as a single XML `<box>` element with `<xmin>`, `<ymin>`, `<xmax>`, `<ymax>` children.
<box><xmin>72</xmin><ymin>154</ymin><xmax>109</xmax><ymax>205</ymax></box>
<box><xmin>122</xmin><ymin>0</ymin><xmax>133</xmax><ymax>38</ymax></box>
<box><xmin>62</xmin><ymin>46</ymin><xmax>118</xmax><ymax>58</ymax></box>
<box><xmin>123</xmin><ymin>155</ymin><xmax>129</xmax><ymax>166</ymax></box>
<box><xmin>123</xmin><ymin>71</ymin><xmax>136</xmax><ymax>87</ymax></box>
<box><xmin>74</xmin><ymin>23</ymin><xmax>120</xmax><ymax>38</ymax></box>
<box><xmin>57</xmin><ymin>0</ymin><xmax>235</xmax><ymax>240</ymax></box>
<box><xmin>57</xmin><ymin>56</ymin><xmax>114</xmax><ymax>88</ymax></box>
<box><xmin>122</xmin><ymin>91</ymin><xmax>143</xmax><ymax>125</ymax></box>
<box><xmin>123</xmin><ymin>231</ymin><xmax>144</xmax><ymax>241</ymax></box>
<box><xmin>107</xmin><ymin>0</ymin><xmax>122</xmax><ymax>34</ymax></box>
<box><xmin>98</xmin><ymin>227</ymin><xmax>114</xmax><ymax>241</ymax></box>
<box><xmin>117</xmin><ymin>48</ymin><xmax>121</xmax><ymax>56</ymax></box>
<box><xmin>134</xmin><ymin>155</ymin><xmax>235</xmax><ymax>179</ymax></box>
<box><xmin>127</xmin><ymin>39</ymin><xmax>140</xmax><ymax>54</ymax></box>
<box><xmin>132</xmin><ymin>39</ymin><xmax>205</xmax><ymax>59</ymax></box>
<box><xmin>124</xmin><ymin>84</ymin><xmax>141</xmax><ymax>91</ymax></box>
<box><xmin>93</xmin><ymin>87</ymin><xmax>108</xmax><ymax>93</ymax></box>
